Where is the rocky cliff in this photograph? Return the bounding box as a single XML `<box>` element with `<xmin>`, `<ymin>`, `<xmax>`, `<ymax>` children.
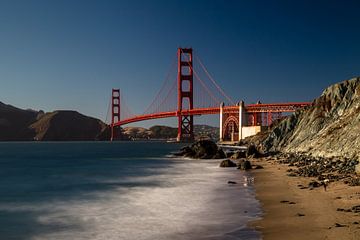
<box><xmin>261</xmin><ymin>77</ymin><xmax>360</xmax><ymax>160</ymax></box>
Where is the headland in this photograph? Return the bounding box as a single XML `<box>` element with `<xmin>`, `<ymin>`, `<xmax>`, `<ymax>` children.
<box><xmin>243</xmin><ymin>77</ymin><xmax>360</xmax><ymax>239</ymax></box>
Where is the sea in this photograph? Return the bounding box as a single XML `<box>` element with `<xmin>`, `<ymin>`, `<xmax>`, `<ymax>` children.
<box><xmin>0</xmin><ymin>142</ymin><xmax>261</xmax><ymax>240</ymax></box>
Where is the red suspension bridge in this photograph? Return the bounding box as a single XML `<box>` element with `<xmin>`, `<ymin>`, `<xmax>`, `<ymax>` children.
<box><xmin>108</xmin><ymin>48</ymin><xmax>311</xmax><ymax>142</ymax></box>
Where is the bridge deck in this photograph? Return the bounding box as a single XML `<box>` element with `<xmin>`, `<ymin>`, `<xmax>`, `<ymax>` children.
<box><xmin>113</xmin><ymin>102</ymin><xmax>311</xmax><ymax>126</ymax></box>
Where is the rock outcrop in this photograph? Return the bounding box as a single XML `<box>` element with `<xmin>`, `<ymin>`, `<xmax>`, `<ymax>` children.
<box><xmin>176</xmin><ymin>140</ymin><xmax>226</xmax><ymax>159</ymax></box>
<box><xmin>237</xmin><ymin>159</ymin><xmax>252</xmax><ymax>170</ymax></box>
<box><xmin>261</xmin><ymin>77</ymin><xmax>360</xmax><ymax>160</ymax></box>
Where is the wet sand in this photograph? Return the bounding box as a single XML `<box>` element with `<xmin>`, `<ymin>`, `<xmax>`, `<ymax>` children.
<box><xmin>251</xmin><ymin>157</ymin><xmax>360</xmax><ymax>240</ymax></box>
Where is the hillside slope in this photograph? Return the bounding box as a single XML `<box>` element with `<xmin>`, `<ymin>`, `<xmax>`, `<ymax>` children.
<box><xmin>30</xmin><ymin>111</ymin><xmax>109</xmax><ymax>141</ymax></box>
<box><xmin>261</xmin><ymin>77</ymin><xmax>360</xmax><ymax>160</ymax></box>
<box><xmin>0</xmin><ymin>102</ymin><xmax>40</xmax><ymax>140</ymax></box>
<box><xmin>0</xmin><ymin>102</ymin><xmax>109</xmax><ymax>141</ymax></box>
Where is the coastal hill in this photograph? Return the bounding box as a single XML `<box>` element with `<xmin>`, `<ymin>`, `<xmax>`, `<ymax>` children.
<box><xmin>0</xmin><ymin>101</ymin><xmax>40</xmax><ymax>140</ymax></box>
<box><xmin>123</xmin><ymin>125</ymin><xmax>219</xmax><ymax>140</ymax></box>
<box><xmin>260</xmin><ymin>77</ymin><xmax>360</xmax><ymax>160</ymax></box>
<box><xmin>30</xmin><ymin>111</ymin><xmax>109</xmax><ymax>141</ymax></box>
<box><xmin>0</xmin><ymin>102</ymin><xmax>109</xmax><ymax>141</ymax></box>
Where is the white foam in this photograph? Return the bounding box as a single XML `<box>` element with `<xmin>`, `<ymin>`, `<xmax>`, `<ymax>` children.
<box><xmin>5</xmin><ymin>160</ymin><xmax>260</xmax><ymax>240</ymax></box>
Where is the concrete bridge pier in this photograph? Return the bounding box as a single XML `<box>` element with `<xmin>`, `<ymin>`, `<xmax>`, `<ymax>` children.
<box><xmin>238</xmin><ymin>100</ymin><xmax>244</xmax><ymax>141</ymax></box>
<box><xmin>219</xmin><ymin>102</ymin><xmax>224</xmax><ymax>142</ymax></box>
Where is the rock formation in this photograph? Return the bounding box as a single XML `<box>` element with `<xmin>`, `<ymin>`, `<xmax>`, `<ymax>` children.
<box><xmin>261</xmin><ymin>77</ymin><xmax>360</xmax><ymax>160</ymax></box>
<box><xmin>176</xmin><ymin>140</ymin><xmax>226</xmax><ymax>159</ymax></box>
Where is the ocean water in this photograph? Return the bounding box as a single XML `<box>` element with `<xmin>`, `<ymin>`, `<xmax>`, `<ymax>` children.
<box><xmin>0</xmin><ymin>142</ymin><xmax>261</xmax><ymax>240</ymax></box>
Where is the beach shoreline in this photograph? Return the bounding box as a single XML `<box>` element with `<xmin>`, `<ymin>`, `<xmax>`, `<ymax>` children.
<box><xmin>250</xmin><ymin>156</ymin><xmax>360</xmax><ymax>240</ymax></box>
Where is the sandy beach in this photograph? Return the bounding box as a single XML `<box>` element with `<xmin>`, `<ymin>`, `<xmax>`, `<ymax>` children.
<box><xmin>251</xmin><ymin>157</ymin><xmax>360</xmax><ymax>240</ymax></box>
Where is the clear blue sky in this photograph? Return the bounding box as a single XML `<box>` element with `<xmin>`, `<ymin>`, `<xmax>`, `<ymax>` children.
<box><xmin>1</xmin><ymin>0</ymin><xmax>359</xmax><ymax>127</ymax></box>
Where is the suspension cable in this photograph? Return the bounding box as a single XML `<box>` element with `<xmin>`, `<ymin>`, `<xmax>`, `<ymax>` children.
<box><xmin>195</xmin><ymin>55</ymin><xmax>235</xmax><ymax>105</ymax></box>
<box><xmin>181</xmin><ymin>49</ymin><xmax>221</xmax><ymax>105</ymax></box>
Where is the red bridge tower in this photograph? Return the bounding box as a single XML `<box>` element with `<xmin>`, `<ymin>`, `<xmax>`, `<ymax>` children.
<box><xmin>111</xmin><ymin>88</ymin><xmax>120</xmax><ymax>141</ymax></box>
<box><xmin>177</xmin><ymin>48</ymin><xmax>194</xmax><ymax>142</ymax></box>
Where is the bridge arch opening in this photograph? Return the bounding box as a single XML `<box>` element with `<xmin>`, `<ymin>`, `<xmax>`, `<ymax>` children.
<box><xmin>223</xmin><ymin>115</ymin><xmax>239</xmax><ymax>142</ymax></box>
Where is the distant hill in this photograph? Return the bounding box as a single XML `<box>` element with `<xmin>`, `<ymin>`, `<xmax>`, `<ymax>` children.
<box><xmin>0</xmin><ymin>102</ymin><xmax>39</xmax><ymax>140</ymax></box>
<box><xmin>122</xmin><ymin>124</ymin><xmax>219</xmax><ymax>140</ymax></box>
<box><xmin>0</xmin><ymin>102</ymin><xmax>109</xmax><ymax>141</ymax></box>
<box><xmin>30</xmin><ymin>111</ymin><xmax>109</xmax><ymax>141</ymax></box>
<box><xmin>194</xmin><ymin>124</ymin><xmax>219</xmax><ymax>140</ymax></box>
<box><xmin>149</xmin><ymin>125</ymin><xmax>177</xmax><ymax>139</ymax></box>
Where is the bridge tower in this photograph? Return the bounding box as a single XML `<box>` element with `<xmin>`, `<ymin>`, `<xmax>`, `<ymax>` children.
<box><xmin>111</xmin><ymin>89</ymin><xmax>120</xmax><ymax>141</ymax></box>
<box><xmin>177</xmin><ymin>48</ymin><xmax>194</xmax><ymax>142</ymax></box>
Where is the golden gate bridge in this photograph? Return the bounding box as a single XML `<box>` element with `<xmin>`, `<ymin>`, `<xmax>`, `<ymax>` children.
<box><xmin>107</xmin><ymin>48</ymin><xmax>310</xmax><ymax>142</ymax></box>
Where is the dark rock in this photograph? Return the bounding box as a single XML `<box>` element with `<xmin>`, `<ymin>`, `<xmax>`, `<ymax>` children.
<box><xmin>351</xmin><ymin>205</ymin><xmax>360</xmax><ymax>213</ymax></box>
<box><xmin>246</xmin><ymin>144</ymin><xmax>260</xmax><ymax>158</ymax></box>
<box><xmin>280</xmin><ymin>200</ymin><xmax>289</xmax><ymax>203</ymax></box>
<box><xmin>178</xmin><ymin>140</ymin><xmax>221</xmax><ymax>159</ymax></box>
<box><xmin>308</xmin><ymin>181</ymin><xmax>321</xmax><ymax>188</ymax></box>
<box><xmin>220</xmin><ymin>159</ymin><xmax>237</xmax><ymax>168</ymax></box>
<box><xmin>296</xmin><ymin>213</ymin><xmax>305</xmax><ymax>217</ymax></box>
<box><xmin>213</xmin><ymin>149</ymin><xmax>226</xmax><ymax>159</ymax></box>
<box><xmin>353</xmin><ymin>222</ymin><xmax>359</xmax><ymax>225</ymax></box>
<box><xmin>289</xmin><ymin>201</ymin><xmax>296</xmax><ymax>204</ymax></box>
<box><xmin>237</xmin><ymin>160</ymin><xmax>252</xmax><ymax>170</ymax></box>
<box><xmin>347</xmin><ymin>177</ymin><xmax>360</xmax><ymax>186</ymax></box>
<box><xmin>227</xmin><ymin>181</ymin><xmax>237</xmax><ymax>184</ymax></box>
<box><xmin>334</xmin><ymin>223</ymin><xmax>347</xmax><ymax>228</ymax></box>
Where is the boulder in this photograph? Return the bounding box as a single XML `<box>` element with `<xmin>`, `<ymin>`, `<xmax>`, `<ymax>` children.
<box><xmin>177</xmin><ymin>140</ymin><xmax>223</xmax><ymax>159</ymax></box>
<box><xmin>237</xmin><ymin>159</ymin><xmax>252</xmax><ymax>170</ymax></box>
<box><xmin>246</xmin><ymin>144</ymin><xmax>260</xmax><ymax>158</ymax></box>
<box><xmin>308</xmin><ymin>180</ymin><xmax>321</xmax><ymax>188</ymax></box>
<box><xmin>220</xmin><ymin>159</ymin><xmax>237</xmax><ymax>168</ymax></box>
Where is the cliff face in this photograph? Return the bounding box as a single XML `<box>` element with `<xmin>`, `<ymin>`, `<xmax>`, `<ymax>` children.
<box><xmin>262</xmin><ymin>77</ymin><xmax>360</xmax><ymax>160</ymax></box>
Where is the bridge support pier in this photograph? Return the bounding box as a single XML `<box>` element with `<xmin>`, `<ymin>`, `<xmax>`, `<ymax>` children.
<box><xmin>238</xmin><ymin>100</ymin><xmax>244</xmax><ymax>140</ymax></box>
<box><xmin>219</xmin><ymin>102</ymin><xmax>224</xmax><ymax>142</ymax></box>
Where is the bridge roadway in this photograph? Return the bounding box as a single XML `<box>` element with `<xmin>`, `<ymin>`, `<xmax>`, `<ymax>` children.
<box><xmin>113</xmin><ymin>102</ymin><xmax>311</xmax><ymax>126</ymax></box>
